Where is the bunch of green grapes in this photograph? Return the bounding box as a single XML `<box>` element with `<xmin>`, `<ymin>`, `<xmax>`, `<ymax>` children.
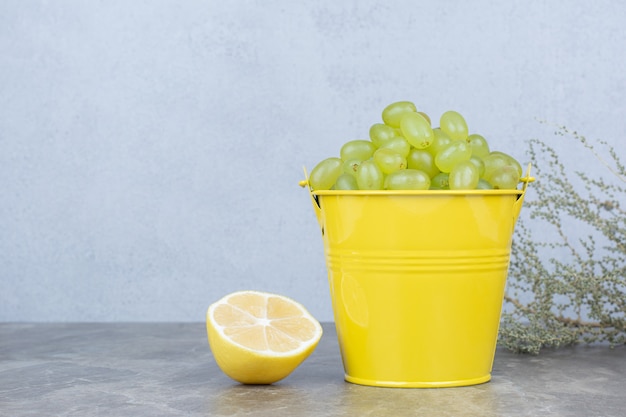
<box><xmin>308</xmin><ymin>101</ymin><xmax>522</xmax><ymax>191</ymax></box>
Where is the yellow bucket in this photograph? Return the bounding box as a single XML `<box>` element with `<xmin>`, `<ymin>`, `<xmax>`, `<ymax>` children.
<box><xmin>301</xmin><ymin>166</ymin><xmax>533</xmax><ymax>388</ymax></box>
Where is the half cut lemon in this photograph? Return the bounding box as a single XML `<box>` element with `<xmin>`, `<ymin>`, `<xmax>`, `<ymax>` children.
<box><xmin>206</xmin><ymin>290</ymin><xmax>323</xmax><ymax>384</ymax></box>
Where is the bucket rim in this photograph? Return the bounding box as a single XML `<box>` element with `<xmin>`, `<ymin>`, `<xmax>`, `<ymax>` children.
<box><xmin>308</xmin><ymin>188</ymin><xmax>524</xmax><ymax>197</ymax></box>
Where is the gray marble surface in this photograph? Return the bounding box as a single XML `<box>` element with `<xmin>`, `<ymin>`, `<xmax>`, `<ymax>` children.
<box><xmin>1</xmin><ymin>323</ymin><xmax>625</xmax><ymax>417</ymax></box>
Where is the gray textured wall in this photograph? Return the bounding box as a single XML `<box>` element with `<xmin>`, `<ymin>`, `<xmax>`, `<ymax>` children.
<box><xmin>1</xmin><ymin>1</ymin><xmax>624</xmax><ymax>322</ymax></box>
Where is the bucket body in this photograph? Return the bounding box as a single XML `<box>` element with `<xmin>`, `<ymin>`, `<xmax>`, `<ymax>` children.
<box><xmin>307</xmin><ymin>186</ymin><xmax>528</xmax><ymax>388</ymax></box>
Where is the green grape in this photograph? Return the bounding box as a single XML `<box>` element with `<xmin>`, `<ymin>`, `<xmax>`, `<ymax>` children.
<box><xmin>430</xmin><ymin>172</ymin><xmax>450</xmax><ymax>190</ymax></box>
<box><xmin>309</xmin><ymin>157</ymin><xmax>342</xmax><ymax>190</ymax></box>
<box><xmin>382</xmin><ymin>101</ymin><xmax>417</xmax><ymax>128</ymax></box>
<box><xmin>485</xmin><ymin>165</ymin><xmax>520</xmax><ymax>190</ymax></box>
<box><xmin>400</xmin><ymin>112</ymin><xmax>434</xmax><ymax>149</ymax></box>
<box><xmin>369</xmin><ymin>123</ymin><xmax>396</xmax><ymax>148</ymax></box>
<box><xmin>483</xmin><ymin>151</ymin><xmax>522</xmax><ymax>180</ymax></box>
<box><xmin>427</xmin><ymin>128</ymin><xmax>452</xmax><ymax>156</ymax></box>
<box><xmin>467</xmin><ymin>134</ymin><xmax>490</xmax><ymax>157</ymax></box>
<box><xmin>490</xmin><ymin>151</ymin><xmax>523</xmax><ymax>177</ymax></box>
<box><xmin>468</xmin><ymin>155</ymin><xmax>485</xmax><ymax>177</ymax></box>
<box><xmin>476</xmin><ymin>178</ymin><xmax>494</xmax><ymax>190</ymax></box>
<box><xmin>373</xmin><ymin>148</ymin><xmax>407</xmax><ymax>175</ymax></box>
<box><xmin>407</xmin><ymin>148</ymin><xmax>440</xmax><ymax>178</ymax></box>
<box><xmin>449</xmin><ymin>160</ymin><xmax>479</xmax><ymax>190</ymax></box>
<box><xmin>333</xmin><ymin>173</ymin><xmax>359</xmax><ymax>190</ymax></box>
<box><xmin>379</xmin><ymin>136</ymin><xmax>411</xmax><ymax>157</ymax></box>
<box><xmin>384</xmin><ymin>169</ymin><xmax>430</xmax><ymax>190</ymax></box>
<box><xmin>340</xmin><ymin>140</ymin><xmax>376</xmax><ymax>161</ymax></box>
<box><xmin>417</xmin><ymin>111</ymin><xmax>431</xmax><ymax>125</ymax></box>
<box><xmin>482</xmin><ymin>153</ymin><xmax>508</xmax><ymax>179</ymax></box>
<box><xmin>434</xmin><ymin>140</ymin><xmax>472</xmax><ymax>173</ymax></box>
<box><xmin>343</xmin><ymin>158</ymin><xmax>361</xmax><ymax>177</ymax></box>
<box><xmin>440</xmin><ymin>110</ymin><xmax>469</xmax><ymax>141</ymax></box>
<box><xmin>356</xmin><ymin>159</ymin><xmax>384</xmax><ymax>190</ymax></box>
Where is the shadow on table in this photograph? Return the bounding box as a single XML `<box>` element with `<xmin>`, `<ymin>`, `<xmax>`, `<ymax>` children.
<box><xmin>206</xmin><ymin>378</ymin><xmax>519</xmax><ymax>417</ymax></box>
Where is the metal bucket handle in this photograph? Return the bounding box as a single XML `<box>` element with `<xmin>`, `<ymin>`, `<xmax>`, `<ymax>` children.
<box><xmin>299</xmin><ymin>167</ymin><xmax>324</xmax><ymax>229</ymax></box>
<box><xmin>513</xmin><ymin>163</ymin><xmax>535</xmax><ymax>224</ymax></box>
